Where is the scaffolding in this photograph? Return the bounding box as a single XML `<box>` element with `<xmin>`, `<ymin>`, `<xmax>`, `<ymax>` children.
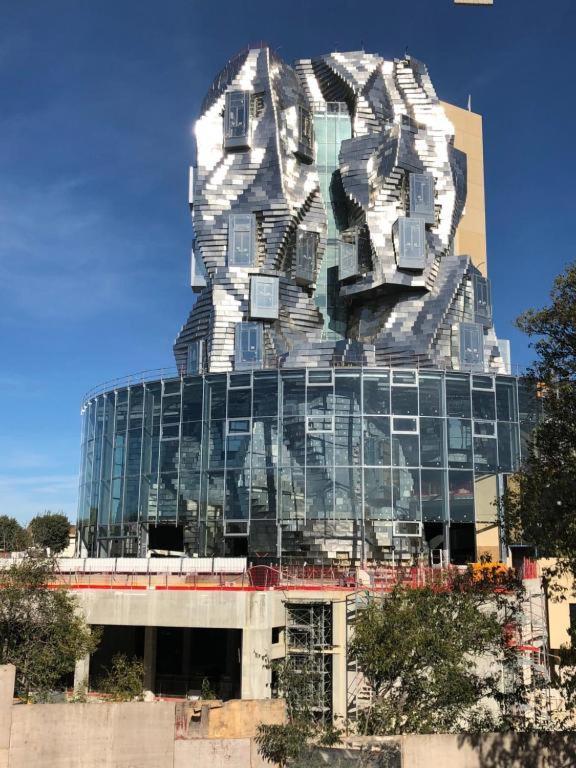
<box><xmin>285</xmin><ymin>601</ymin><xmax>333</xmax><ymax>723</ymax></box>
<box><xmin>346</xmin><ymin>591</ymin><xmax>378</xmax><ymax>724</ymax></box>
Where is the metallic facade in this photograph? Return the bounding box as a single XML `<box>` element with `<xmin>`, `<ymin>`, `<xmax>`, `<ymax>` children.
<box><xmin>174</xmin><ymin>47</ymin><xmax>509</xmax><ymax>375</ymax></box>
<box><xmin>78</xmin><ymin>47</ymin><xmax>527</xmax><ymax>563</ymax></box>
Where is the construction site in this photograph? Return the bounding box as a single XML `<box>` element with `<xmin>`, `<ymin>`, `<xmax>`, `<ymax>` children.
<box><xmin>2</xmin><ymin>555</ymin><xmax>554</xmax><ymax>726</ymax></box>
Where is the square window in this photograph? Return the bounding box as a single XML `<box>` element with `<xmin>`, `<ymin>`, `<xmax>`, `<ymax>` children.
<box><xmin>234</xmin><ymin>322</ymin><xmax>263</xmax><ymax>370</ymax></box>
<box><xmin>307</xmin><ymin>369</ymin><xmax>334</xmax><ymax>386</ymax></box>
<box><xmin>228</xmin><ymin>418</ymin><xmax>251</xmax><ymax>435</ymax></box>
<box><xmin>307</xmin><ymin>416</ymin><xmax>334</xmax><ymax>433</ymax></box>
<box><xmin>186</xmin><ymin>340</ymin><xmax>203</xmax><ymax>375</ymax></box>
<box><xmin>228</xmin><ymin>214</ymin><xmax>256</xmax><ymax>267</ymax></box>
<box><xmin>459</xmin><ymin>323</ymin><xmax>484</xmax><ymax>370</ymax></box>
<box><xmin>250</xmin><ymin>275</ymin><xmax>279</xmax><ymax>319</ymax></box>
<box><xmin>339</xmin><ymin>238</ymin><xmax>359</xmax><ymax>281</ymax></box>
<box><xmin>395</xmin><ymin>217</ymin><xmax>426</xmax><ymax>269</ymax></box>
<box><xmin>224</xmin><ymin>91</ymin><xmax>251</xmax><ymax>150</ymax></box>
<box><xmin>296</xmin><ymin>105</ymin><xmax>314</xmax><ymax>163</ymax></box>
<box><xmin>190</xmin><ymin>242</ymin><xmax>207</xmax><ymax>293</ymax></box>
<box><xmin>392</xmin><ymin>417</ymin><xmax>418</xmax><ymax>433</ymax></box>
<box><xmin>473</xmin><ymin>274</ymin><xmax>492</xmax><ymax>326</ymax></box>
<box><xmin>409</xmin><ymin>172</ymin><xmax>435</xmax><ymax>223</ymax></box>
<box><xmin>295</xmin><ymin>229</ymin><xmax>318</xmax><ymax>286</ymax></box>
<box><xmin>473</xmin><ymin>421</ymin><xmax>496</xmax><ymax>437</ymax></box>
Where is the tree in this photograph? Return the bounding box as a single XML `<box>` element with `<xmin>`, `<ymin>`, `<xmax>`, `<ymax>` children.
<box><xmin>348</xmin><ymin>572</ymin><xmax>530</xmax><ymax>735</ymax></box>
<box><xmin>28</xmin><ymin>513</ymin><xmax>71</xmax><ymax>554</ymax></box>
<box><xmin>0</xmin><ymin>515</ymin><xmax>29</xmax><ymax>552</ymax></box>
<box><xmin>98</xmin><ymin>653</ymin><xmax>144</xmax><ymax>702</ymax></box>
<box><xmin>0</xmin><ymin>557</ymin><xmax>97</xmax><ymax>699</ymax></box>
<box><xmin>503</xmin><ymin>262</ymin><xmax>576</xmax><ymax>581</ymax></box>
<box><xmin>256</xmin><ymin>654</ymin><xmax>342</xmax><ymax>768</ymax></box>
<box><xmin>257</xmin><ymin>569</ymin><xmax>544</xmax><ymax>765</ymax></box>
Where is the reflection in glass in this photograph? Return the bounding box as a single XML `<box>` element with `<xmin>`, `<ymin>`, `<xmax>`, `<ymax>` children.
<box><xmin>420</xmin><ymin>418</ymin><xmax>445</xmax><ymax>467</ymax></box>
<box><xmin>363</xmin><ymin>417</ymin><xmax>390</xmax><ymax>466</ymax></box>
<box><xmin>391</xmin><ymin>387</ymin><xmax>418</xmax><ymax>415</ymax></box>
<box><xmin>419</xmin><ymin>373</ymin><xmax>443</xmax><ymax>416</ymax></box>
<box><xmin>446</xmin><ymin>374</ymin><xmax>471</xmax><ymax>418</ymax></box>
<box><xmin>449</xmin><ymin>471</ymin><xmax>474</xmax><ymax>523</ymax></box>
<box><xmin>472</xmin><ymin>389</ymin><xmax>496</xmax><ymax>421</ymax></box>
<box><xmin>392</xmin><ymin>467</ymin><xmax>420</xmax><ymax>521</ymax></box>
<box><xmin>421</xmin><ymin>470</ymin><xmax>446</xmax><ymax>522</ymax></box>
<box><xmin>447</xmin><ymin>418</ymin><xmax>473</xmax><ymax>468</ymax></box>
<box><xmin>364</xmin><ymin>467</ymin><xmax>392</xmax><ymax>520</ymax></box>
<box><xmin>363</xmin><ymin>373</ymin><xmax>390</xmax><ymax>415</ymax></box>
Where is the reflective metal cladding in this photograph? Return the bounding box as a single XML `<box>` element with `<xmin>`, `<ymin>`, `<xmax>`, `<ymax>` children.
<box><xmin>174</xmin><ymin>47</ymin><xmax>509</xmax><ymax>376</ymax></box>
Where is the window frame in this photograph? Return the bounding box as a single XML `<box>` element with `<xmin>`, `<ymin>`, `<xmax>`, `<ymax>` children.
<box><xmin>228</xmin><ymin>214</ymin><xmax>256</xmax><ymax>267</ymax></box>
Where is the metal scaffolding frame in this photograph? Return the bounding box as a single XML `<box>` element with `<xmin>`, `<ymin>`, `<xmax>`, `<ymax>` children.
<box><xmin>285</xmin><ymin>601</ymin><xmax>333</xmax><ymax>723</ymax></box>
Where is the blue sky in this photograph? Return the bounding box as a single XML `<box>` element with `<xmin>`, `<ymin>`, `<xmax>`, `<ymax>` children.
<box><xmin>0</xmin><ymin>0</ymin><xmax>574</xmax><ymax>523</ymax></box>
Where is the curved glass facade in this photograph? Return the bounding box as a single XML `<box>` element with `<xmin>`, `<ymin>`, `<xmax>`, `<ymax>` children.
<box><xmin>78</xmin><ymin>368</ymin><xmax>537</xmax><ymax>563</ymax></box>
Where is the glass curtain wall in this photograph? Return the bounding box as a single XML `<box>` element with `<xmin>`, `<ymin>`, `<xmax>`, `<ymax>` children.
<box><xmin>78</xmin><ymin>369</ymin><xmax>527</xmax><ymax>561</ymax></box>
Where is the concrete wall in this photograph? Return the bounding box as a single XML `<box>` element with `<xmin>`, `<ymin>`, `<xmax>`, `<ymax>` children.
<box><xmin>2</xmin><ymin>658</ymin><xmax>575</xmax><ymax>768</ymax></box>
<box><xmin>9</xmin><ymin>701</ymin><xmax>176</xmax><ymax>768</ymax></box>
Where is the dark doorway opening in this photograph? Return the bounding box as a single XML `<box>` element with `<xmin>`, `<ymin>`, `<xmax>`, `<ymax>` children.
<box><xmin>89</xmin><ymin>625</ymin><xmax>242</xmax><ymax>700</ymax></box>
<box><xmin>155</xmin><ymin>627</ymin><xmax>241</xmax><ymax>699</ymax></box>
<box><xmin>423</xmin><ymin>522</ymin><xmax>444</xmax><ymax>565</ymax></box>
<box><xmin>449</xmin><ymin>523</ymin><xmax>476</xmax><ymax>565</ymax></box>
<box><xmin>89</xmin><ymin>625</ymin><xmax>144</xmax><ymax>689</ymax></box>
<box><xmin>225</xmin><ymin>537</ymin><xmax>248</xmax><ymax>557</ymax></box>
<box><xmin>148</xmin><ymin>524</ymin><xmax>184</xmax><ymax>553</ymax></box>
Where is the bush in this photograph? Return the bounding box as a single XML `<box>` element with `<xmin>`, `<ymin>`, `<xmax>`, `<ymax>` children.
<box><xmin>98</xmin><ymin>654</ymin><xmax>145</xmax><ymax>701</ymax></box>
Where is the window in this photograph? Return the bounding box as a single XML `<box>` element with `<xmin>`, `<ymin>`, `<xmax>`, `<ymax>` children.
<box><xmin>190</xmin><ymin>243</ymin><xmax>207</xmax><ymax>293</ymax></box>
<box><xmin>224</xmin><ymin>91</ymin><xmax>251</xmax><ymax>150</ymax></box>
<box><xmin>409</xmin><ymin>172</ymin><xmax>435</xmax><ymax>223</ymax></box>
<box><xmin>295</xmin><ymin>229</ymin><xmax>318</xmax><ymax>285</ymax></box>
<box><xmin>473</xmin><ymin>421</ymin><xmax>496</xmax><ymax>437</ymax></box>
<box><xmin>393</xmin><ymin>520</ymin><xmax>422</xmax><ymax>537</ymax></box>
<box><xmin>392</xmin><ymin>417</ymin><xmax>418</xmax><ymax>434</ymax></box>
<box><xmin>250</xmin><ymin>275</ymin><xmax>279</xmax><ymax>319</ymax></box>
<box><xmin>234</xmin><ymin>322</ymin><xmax>263</xmax><ymax>370</ymax></box>
<box><xmin>307</xmin><ymin>369</ymin><xmax>334</xmax><ymax>386</ymax></box>
<box><xmin>296</xmin><ymin>105</ymin><xmax>314</xmax><ymax>163</ymax></box>
<box><xmin>186</xmin><ymin>340</ymin><xmax>203</xmax><ymax>375</ymax></box>
<box><xmin>473</xmin><ymin>274</ymin><xmax>492</xmax><ymax>325</ymax></box>
<box><xmin>339</xmin><ymin>238</ymin><xmax>359</xmax><ymax>281</ymax></box>
<box><xmin>396</xmin><ymin>217</ymin><xmax>426</xmax><ymax>269</ymax></box>
<box><xmin>228</xmin><ymin>214</ymin><xmax>256</xmax><ymax>267</ymax></box>
<box><xmin>306</xmin><ymin>416</ymin><xmax>334</xmax><ymax>433</ymax></box>
<box><xmin>459</xmin><ymin>323</ymin><xmax>484</xmax><ymax>370</ymax></box>
<box><xmin>227</xmin><ymin>418</ymin><xmax>251</xmax><ymax>435</ymax></box>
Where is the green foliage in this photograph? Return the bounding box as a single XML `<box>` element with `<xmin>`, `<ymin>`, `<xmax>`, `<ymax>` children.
<box><xmin>255</xmin><ymin>721</ymin><xmax>311</xmax><ymax>768</ymax></box>
<box><xmin>0</xmin><ymin>515</ymin><xmax>29</xmax><ymax>552</ymax></box>
<box><xmin>98</xmin><ymin>653</ymin><xmax>145</xmax><ymax>701</ymax></box>
<box><xmin>348</xmin><ymin>575</ymin><xmax>535</xmax><ymax>735</ymax></box>
<box><xmin>256</xmin><ymin>654</ymin><xmax>340</xmax><ymax>767</ymax></box>
<box><xmin>504</xmin><ymin>262</ymin><xmax>576</xmax><ymax>581</ymax></box>
<box><xmin>0</xmin><ymin>557</ymin><xmax>97</xmax><ymax>699</ymax></box>
<box><xmin>28</xmin><ymin>513</ymin><xmax>71</xmax><ymax>554</ymax></box>
<box><xmin>200</xmin><ymin>677</ymin><xmax>217</xmax><ymax>700</ymax></box>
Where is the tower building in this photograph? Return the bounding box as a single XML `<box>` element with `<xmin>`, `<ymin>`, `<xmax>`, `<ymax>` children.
<box><xmin>77</xmin><ymin>47</ymin><xmax>536</xmax><ymax>565</ymax></box>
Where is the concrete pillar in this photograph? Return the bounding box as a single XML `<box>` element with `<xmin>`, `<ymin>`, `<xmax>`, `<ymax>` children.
<box><xmin>74</xmin><ymin>653</ymin><xmax>90</xmax><ymax>694</ymax></box>
<box><xmin>241</xmin><ymin>628</ymin><xmax>270</xmax><ymax>699</ymax></box>
<box><xmin>143</xmin><ymin>626</ymin><xmax>157</xmax><ymax>693</ymax></box>
<box><xmin>0</xmin><ymin>665</ymin><xmax>15</xmax><ymax>768</ymax></box>
<box><xmin>331</xmin><ymin>599</ymin><xmax>347</xmax><ymax>724</ymax></box>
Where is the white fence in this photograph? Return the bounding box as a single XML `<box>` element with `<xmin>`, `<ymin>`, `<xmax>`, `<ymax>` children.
<box><xmin>0</xmin><ymin>556</ymin><xmax>247</xmax><ymax>575</ymax></box>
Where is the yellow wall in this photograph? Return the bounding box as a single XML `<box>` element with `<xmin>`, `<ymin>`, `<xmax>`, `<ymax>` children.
<box><xmin>441</xmin><ymin>101</ymin><xmax>488</xmax><ymax>276</ymax></box>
